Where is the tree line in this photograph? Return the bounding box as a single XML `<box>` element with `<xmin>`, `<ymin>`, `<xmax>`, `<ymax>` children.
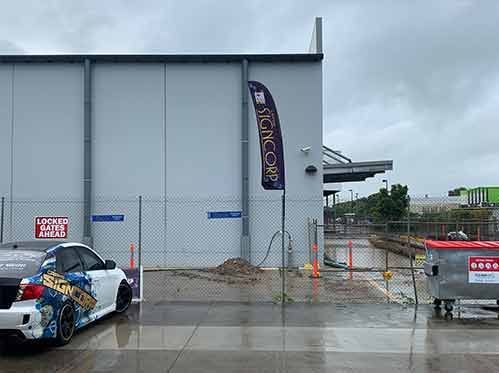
<box><xmin>326</xmin><ymin>184</ymin><xmax>493</xmax><ymax>223</ymax></box>
<box><xmin>326</xmin><ymin>184</ymin><xmax>409</xmax><ymax>222</ymax></box>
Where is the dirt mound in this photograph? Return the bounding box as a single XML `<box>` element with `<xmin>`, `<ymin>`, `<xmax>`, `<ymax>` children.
<box><xmin>210</xmin><ymin>258</ymin><xmax>264</xmax><ymax>276</ymax></box>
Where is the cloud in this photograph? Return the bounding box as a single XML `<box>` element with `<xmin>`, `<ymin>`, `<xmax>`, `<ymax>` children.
<box><xmin>0</xmin><ymin>0</ymin><xmax>330</xmax><ymax>53</ymax></box>
<box><xmin>0</xmin><ymin>0</ymin><xmax>498</xmax><ymax>198</ymax></box>
<box><xmin>323</xmin><ymin>1</ymin><xmax>499</xmax><ymax>197</ymax></box>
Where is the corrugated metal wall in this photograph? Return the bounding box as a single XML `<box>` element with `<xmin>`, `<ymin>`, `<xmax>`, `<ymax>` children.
<box><xmin>0</xmin><ymin>61</ymin><xmax>322</xmax><ymax>268</ymax></box>
<box><xmin>0</xmin><ymin>64</ymin><xmax>84</xmax><ymax>243</ymax></box>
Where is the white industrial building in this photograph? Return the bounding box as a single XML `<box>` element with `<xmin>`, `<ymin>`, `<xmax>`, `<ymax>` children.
<box><xmin>0</xmin><ymin>20</ymin><xmax>330</xmax><ymax>268</ymax></box>
<box><xmin>0</xmin><ymin>19</ymin><xmax>392</xmax><ymax>268</ymax></box>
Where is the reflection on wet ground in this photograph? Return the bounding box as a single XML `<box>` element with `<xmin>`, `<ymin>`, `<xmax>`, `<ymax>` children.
<box><xmin>2</xmin><ymin>302</ymin><xmax>499</xmax><ymax>372</ymax></box>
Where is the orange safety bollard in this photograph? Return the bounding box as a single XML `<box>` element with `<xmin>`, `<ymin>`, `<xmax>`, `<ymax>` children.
<box><xmin>130</xmin><ymin>243</ymin><xmax>135</xmax><ymax>269</ymax></box>
<box><xmin>311</xmin><ymin>243</ymin><xmax>321</xmax><ymax>278</ymax></box>
<box><xmin>347</xmin><ymin>240</ymin><xmax>353</xmax><ymax>280</ymax></box>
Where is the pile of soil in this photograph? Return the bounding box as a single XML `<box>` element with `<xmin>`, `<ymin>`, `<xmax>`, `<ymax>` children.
<box><xmin>210</xmin><ymin>258</ymin><xmax>264</xmax><ymax>276</ymax></box>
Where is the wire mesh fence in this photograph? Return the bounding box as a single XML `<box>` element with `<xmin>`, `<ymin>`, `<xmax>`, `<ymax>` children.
<box><xmin>142</xmin><ymin>195</ymin><xmax>322</xmax><ymax>302</ymax></box>
<box><xmin>322</xmin><ymin>224</ymin><xmax>423</xmax><ymax>305</ymax></box>
<box><xmin>0</xmin><ymin>194</ymin><xmax>497</xmax><ymax>304</ymax></box>
<box><xmin>322</xmin><ymin>194</ymin><xmax>499</xmax><ymax>306</ymax></box>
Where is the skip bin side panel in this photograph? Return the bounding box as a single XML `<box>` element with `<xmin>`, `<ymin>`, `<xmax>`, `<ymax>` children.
<box><xmin>437</xmin><ymin>249</ymin><xmax>499</xmax><ymax>300</ymax></box>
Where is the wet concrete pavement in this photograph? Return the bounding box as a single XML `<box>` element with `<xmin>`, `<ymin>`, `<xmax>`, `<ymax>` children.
<box><xmin>2</xmin><ymin>302</ymin><xmax>499</xmax><ymax>372</ymax></box>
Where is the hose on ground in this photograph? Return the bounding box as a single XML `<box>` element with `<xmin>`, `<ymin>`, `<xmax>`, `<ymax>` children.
<box><xmin>256</xmin><ymin>230</ymin><xmax>291</xmax><ymax>268</ymax></box>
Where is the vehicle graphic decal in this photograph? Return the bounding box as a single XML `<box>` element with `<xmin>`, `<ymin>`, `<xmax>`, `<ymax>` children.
<box><xmin>0</xmin><ymin>243</ymin><xmax>129</xmax><ymax>342</ymax></box>
<box><xmin>42</xmin><ymin>270</ymin><xmax>97</xmax><ymax>310</ymax></box>
<box><xmin>23</xmin><ymin>256</ymin><xmax>98</xmax><ymax>339</ymax></box>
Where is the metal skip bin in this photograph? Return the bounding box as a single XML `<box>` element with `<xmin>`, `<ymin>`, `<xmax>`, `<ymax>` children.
<box><xmin>424</xmin><ymin>240</ymin><xmax>499</xmax><ymax>314</ymax></box>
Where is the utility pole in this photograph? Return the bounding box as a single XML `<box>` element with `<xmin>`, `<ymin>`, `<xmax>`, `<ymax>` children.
<box><xmin>382</xmin><ymin>179</ymin><xmax>389</xmax><ymax>192</ymax></box>
<box><xmin>355</xmin><ymin>193</ymin><xmax>359</xmax><ymax>217</ymax></box>
<box><xmin>332</xmin><ymin>192</ymin><xmax>337</xmax><ymax>227</ymax></box>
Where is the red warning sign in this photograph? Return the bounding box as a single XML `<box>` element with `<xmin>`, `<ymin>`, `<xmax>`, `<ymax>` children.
<box><xmin>469</xmin><ymin>256</ymin><xmax>499</xmax><ymax>283</ymax></box>
<box><xmin>35</xmin><ymin>217</ymin><xmax>69</xmax><ymax>239</ymax></box>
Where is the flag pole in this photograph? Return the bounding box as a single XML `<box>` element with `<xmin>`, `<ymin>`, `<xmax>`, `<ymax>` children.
<box><xmin>281</xmin><ymin>188</ymin><xmax>286</xmax><ymax>304</ymax></box>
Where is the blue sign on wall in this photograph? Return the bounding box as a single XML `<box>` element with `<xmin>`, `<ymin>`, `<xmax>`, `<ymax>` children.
<box><xmin>91</xmin><ymin>214</ymin><xmax>125</xmax><ymax>222</ymax></box>
<box><xmin>207</xmin><ymin>211</ymin><xmax>242</xmax><ymax>219</ymax></box>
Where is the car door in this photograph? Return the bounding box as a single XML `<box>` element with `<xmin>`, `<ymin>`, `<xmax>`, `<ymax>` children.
<box><xmin>55</xmin><ymin>247</ymin><xmax>95</xmax><ymax>326</ymax></box>
<box><xmin>74</xmin><ymin>246</ymin><xmax>115</xmax><ymax>314</ymax></box>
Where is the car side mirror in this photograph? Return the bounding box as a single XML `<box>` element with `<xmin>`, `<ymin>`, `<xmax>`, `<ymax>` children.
<box><xmin>105</xmin><ymin>260</ymin><xmax>116</xmax><ymax>270</ymax></box>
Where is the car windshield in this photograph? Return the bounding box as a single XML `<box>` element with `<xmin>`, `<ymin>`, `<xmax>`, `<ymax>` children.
<box><xmin>0</xmin><ymin>250</ymin><xmax>45</xmax><ymax>278</ymax></box>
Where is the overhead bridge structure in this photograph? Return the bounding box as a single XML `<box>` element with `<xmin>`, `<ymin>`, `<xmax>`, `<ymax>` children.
<box><xmin>322</xmin><ymin>145</ymin><xmax>393</xmax><ymax>197</ymax></box>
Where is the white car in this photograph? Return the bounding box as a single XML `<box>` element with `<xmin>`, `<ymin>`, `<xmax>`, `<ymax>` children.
<box><xmin>0</xmin><ymin>241</ymin><xmax>132</xmax><ymax>345</ymax></box>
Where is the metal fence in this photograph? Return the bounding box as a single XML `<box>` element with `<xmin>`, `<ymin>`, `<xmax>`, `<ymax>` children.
<box><xmin>323</xmin><ymin>195</ymin><xmax>499</xmax><ymax>305</ymax></box>
<box><xmin>0</xmin><ymin>195</ymin><xmax>498</xmax><ymax>305</ymax></box>
<box><xmin>320</xmin><ymin>221</ymin><xmax>420</xmax><ymax>304</ymax></box>
<box><xmin>0</xmin><ymin>196</ymin><xmax>323</xmax><ymax>303</ymax></box>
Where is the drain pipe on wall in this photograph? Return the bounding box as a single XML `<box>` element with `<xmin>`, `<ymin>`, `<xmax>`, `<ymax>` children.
<box><xmin>241</xmin><ymin>58</ymin><xmax>250</xmax><ymax>262</ymax></box>
<box><xmin>83</xmin><ymin>58</ymin><xmax>93</xmax><ymax>247</ymax></box>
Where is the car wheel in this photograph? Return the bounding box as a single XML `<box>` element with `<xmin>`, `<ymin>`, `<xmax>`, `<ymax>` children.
<box><xmin>55</xmin><ymin>302</ymin><xmax>75</xmax><ymax>346</ymax></box>
<box><xmin>116</xmin><ymin>281</ymin><xmax>132</xmax><ymax>313</ymax></box>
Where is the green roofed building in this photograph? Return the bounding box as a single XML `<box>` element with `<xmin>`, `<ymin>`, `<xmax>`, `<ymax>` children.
<box><xmin>467</xmin><ymin>186</ymin><xmax>499</xmax><ymax>207</ymax></box>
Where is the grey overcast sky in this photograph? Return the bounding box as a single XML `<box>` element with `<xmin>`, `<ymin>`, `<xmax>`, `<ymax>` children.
<box><xmin>1</xmin><ymin>0</ymin><xmax>498</xmax><ymax>199</ymax></box>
